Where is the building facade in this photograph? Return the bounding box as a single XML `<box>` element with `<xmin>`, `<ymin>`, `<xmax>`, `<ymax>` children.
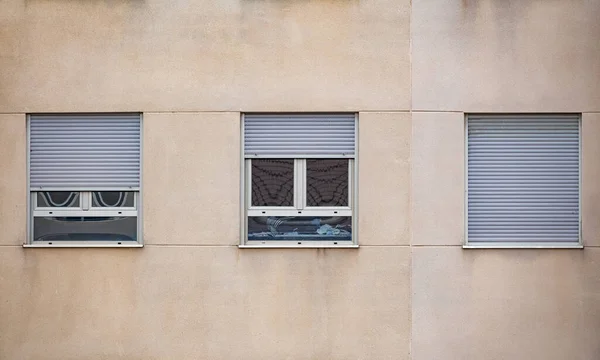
<box><xmin>1</xmin><ymin>0</ymin><xmax>600</xmax><ymax>358</ymax></box>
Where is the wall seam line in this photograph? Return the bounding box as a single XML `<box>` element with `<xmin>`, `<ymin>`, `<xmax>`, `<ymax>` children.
<box><xmin>408</xmin><ymin>0</ymin><xmax>414</xmax><ymax>358</ymax></box>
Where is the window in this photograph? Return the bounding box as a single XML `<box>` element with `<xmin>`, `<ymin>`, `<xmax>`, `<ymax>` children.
<box><xmin>27</xmin><ymin>114</ymin><xmax>141</xmax><ymax>247</ymax></box>
<box><xmin>242</xmin><ymin>114</ymin><xmax>357</xmax><ymax>247</ymax></box>
<box><xmin>466</xmin><ymin>114</ymin><xmax>580</xmax><ymax>247</ymax></box>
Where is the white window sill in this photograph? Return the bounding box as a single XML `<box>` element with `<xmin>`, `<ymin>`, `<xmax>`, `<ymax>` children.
<box><xmin>24</xmin><ymin>242</ymin><xmax>144</xmax><ymax>248</ymax></box>
<box><xmin>240</xmin><ymin>242</ymin><xmax>359</xmax><ymax>249</ymax></box>
<box><xmin>463</xmin><ymin>242</ymin><xmax>583</xmax><ymax>249</ymax></box>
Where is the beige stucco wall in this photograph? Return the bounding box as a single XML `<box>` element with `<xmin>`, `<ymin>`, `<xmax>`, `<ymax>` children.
<box><xmin>411</xmin><ymin>0</ymin><xmax>600</xmax><ymax>112</ymax></box>
<box><xmin>0</xmin><ymin>0</ymin><xmax>411</xmax><ymax>113</ymax></box>
<box><xmin>0</xmin><ymin>247</ymin><xmax>410</xmax><ymax>359</ymax></box>
<box><xmin>412</xmin><ymin>248</ymin><xmax>600</xmax><ymax>360</ymax></box>
<box><xmin>143</xmin><ymin>112</ymin><xmax>241</xmax><ymax>245</ymax></box>
<box><xmin>0</xmin><ymin>115</ymin><xmax>27</xmax><ymax>246</ymax></box>
<box><xmin>359</xmin><ymin>112</ymin><xmax>411</xmax><ymax>246</ymax></box>
<box><xmin>1</xmin><ymin>0</ymin><xmax>600</xmax><ymax>359</ymax></box>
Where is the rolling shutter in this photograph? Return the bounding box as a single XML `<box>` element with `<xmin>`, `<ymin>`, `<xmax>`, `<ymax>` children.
<box><xmin>29</xmin><ymin>114</ymin><xmax>141</xmax><ymax>189</ymax></box>
<box><xmin>467</xmin><ymin>114</ymin><xmax>580</xmax><ymax>243</ymax></box>
<box><xmin>244</xmin><ymin>114</ymin><xmax>356</xmax><ymax>157</ymax></box>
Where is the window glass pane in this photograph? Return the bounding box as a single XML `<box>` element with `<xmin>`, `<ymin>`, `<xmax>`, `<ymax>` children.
<box><xmin>37</xmin><ymin>192</ymin><xmax>80</xmax><ymax>208</ymax></box>
<box><xmin>248</xmin><ymin>216</ymin><xmax>352</xmax><ymax>241</ymax></box>
<box><xmin>92</xmin><ymin>191</ymin><xmax>135</xmax><ymax>207</ymax></box>
<box><xmin>251</xmin><ymin>159</ymin><xmax>294</xmax><ymax>207</ymax></box>
<box><xmin>33</xmin><ymin>217</ymin><xmax>137</xmax><ymax>242</ymax></box>
<box><xmin>306</xmin><ymin>159</ymin><xmax>349</xmax><ymax>207</ymax></box>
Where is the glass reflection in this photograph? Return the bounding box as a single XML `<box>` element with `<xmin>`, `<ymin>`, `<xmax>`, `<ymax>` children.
<box><xmin>251</xmin><ymin>159</ymin><xmax>294</xmax><ymax>207</ymax></box>
<box><xmin>306</xmin><ymin>159</ymin><xmax>349</xmax><ymax>207</ymax></box>
<box><xmin>37</xmin><ymin>192</ymin><xmax>80</xmax><ymax>208</ymax></box>
<box><xmin>92</xmin><ymin>192</ymin><xmax>134</xmax><ymax>207</ymax></box>
<box><xmin>248</xmin><ymin>216</ymin><xmax>351</xmax><ymax>241</ymax></box>
<box><xmin>34</xmin><ymin>217</ymin><xmax>137</xmax><ymax>241</ymax></box>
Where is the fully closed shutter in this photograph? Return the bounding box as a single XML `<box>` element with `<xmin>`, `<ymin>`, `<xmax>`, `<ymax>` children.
<box><xmin>467</xmin><ymin>114</ymin><xmax>580</xmax><ymax>243</ymax></box>
<box><xmin>244</xmin><ymin>114</ymin><xmax>355</xmax><ymax>158</ymax></box>
<box><xmin>29</xmin><ymin>114</ymin><xmax>141</xmax><ymax>189</ymax></box>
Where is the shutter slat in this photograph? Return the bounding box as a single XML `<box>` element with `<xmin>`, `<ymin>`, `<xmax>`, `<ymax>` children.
<box><xmin>244</xmin><ymin>114</ymin><xmax>355</xmax><ymax>157</ymax></box>
<box><xmin>467</xmin><ymin>115</ymin><xmax>579</xmax><ymax>243</ymax></box>
<box><xmin>29</xmin><ymin>114</ymin><xmax>141</xmax><ymax>189</ymax></box>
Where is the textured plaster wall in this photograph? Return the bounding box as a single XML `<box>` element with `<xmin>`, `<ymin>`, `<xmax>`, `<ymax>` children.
<box><xmin>411</xmin><ymin>0</ymin><xmax>600</xmax><ymax>112</ymax></box>
<box><xmin>0</xmin><ymin>0</ymin><xmax>410</xmax><ymax>112</ymax></box>
<box><xmin>0</xmin><ymin>247</ymin><xmax>410</xmax><ymax>359</ymax></box>
<box><xmin>411</xmin><ymin>248</ymin><xmax>600</xmax><ymax>360</ymax></box>
<box><xmin>1</xmin><ymin>0</ymin><xmax>600</xmax><ymax>359</ymax></box>
<box><xmin>0</xmin><ymin>115</ymin><xmax>26</xmax><ymax>246</ymax></box>
<box><xmin>142</xmin><ymin>112</ymin><xmax>241</xmax><ymax>245</ymax></box>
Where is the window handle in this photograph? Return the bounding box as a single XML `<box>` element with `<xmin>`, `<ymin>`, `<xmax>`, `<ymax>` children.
<box><xmin>82</xmin><ymin>191</ymin><xmax>91</xmax><ymax>211</ymax></box>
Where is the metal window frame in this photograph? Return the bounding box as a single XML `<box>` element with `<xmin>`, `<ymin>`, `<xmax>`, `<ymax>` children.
<box><xmin>34</xmin><ymin>191</ymin><xmax>137</xmax><ymax>211</ymax></box>
<box><xmin>33</xmin><ymin>191</ymin><xmax>138</xmax><ymax>215</ymax></box>
<box><xmin>246</xmin><ymin>158</ymin><xmax>297</xmax><ymax>211</ymax></box>
<box><xmin>240</xmin><ymin>113</ymin><xmax>359</xmax><ymax>248</ymax></box>
<box><xmin>35</xmin><ymin>191</ymin><xmax>82</xmax><ymax>209</ymax></box>
<box><xmin>463</xmin><ymin>113</ymin><xmax>583</xmax><ymax>249</ymax></box>
<box><xmin>90</xmin><ymin>191</ymin><xmax>137</xmax><ymax>210</ymax></box>
<box><xmin>246</xmin><ymin>158</ymin><xmax>353</xmax><ymax>216</ymax></box>
<box><xmin>24</xmin><ymin>113</ymin><xmax>143</xmax><ymax>248</ymax></box>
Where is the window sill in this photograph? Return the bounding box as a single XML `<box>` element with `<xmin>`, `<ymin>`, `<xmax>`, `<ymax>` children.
<box><xmin>240</xmin><ymin>242</ymin><xmax>359</xmax><ymax>249</ymax></box>
<box><xmin>463</xmin><ymin>242</ymin><xmax>583</xmax><ymax>249</ymax></box>
<box><xmin>24</xmin><ymin>242</ymin><xmax>143</xmax><ymax>248</ymax></box>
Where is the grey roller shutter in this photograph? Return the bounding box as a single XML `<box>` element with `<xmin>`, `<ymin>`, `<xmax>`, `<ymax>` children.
<box><xmin>29</xmin><ymin>114</ymin><xmax>140</xmax><ymax>189</ymax></box>
<box><xmin>467</xmin><ymin>114</ymin><xmax>580</xmax><ymax>243</ymax></box>
<box><xmin>244</xmin><ymin>114</ymin><xmax>355</xmax><ymax>157</ymax></box>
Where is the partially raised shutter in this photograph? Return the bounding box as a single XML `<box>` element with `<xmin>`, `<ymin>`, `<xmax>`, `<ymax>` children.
<box><xmin>244</xmin><ymin>114</ymin><xmax>355</xmax><ymax>158</ymax></box>
<box><xmin>29</xmin><ymin>114</ymin><xmax>141</xmax><ymax>189</ymax></box>
<box><xmin>467</xmin><ymin>114</ymin><xmax>580</xmax><ymax>243</ymax></box>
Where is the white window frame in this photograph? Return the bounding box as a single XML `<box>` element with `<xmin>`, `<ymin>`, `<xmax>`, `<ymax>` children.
<box><xmin>33</xmin><ymin>191</ymin><xmax>138</xmax><ymax>215</ymax></box>
<box><xmin>240</xmin><ymin>114</ymin><xmax>358</xmax><ymax>248</ymax></box>
<box><xmin>463</xmin><ymin>113</ymin><xmax>582</xmax><ymax>249</ymax></box>
<box><xmin>25</xmin><ymin>114</ymin><xmax>143</xmax><ymax>248</ymax></box>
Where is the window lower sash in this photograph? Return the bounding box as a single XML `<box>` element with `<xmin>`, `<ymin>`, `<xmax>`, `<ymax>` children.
<box><xmin>32</xmin><ymin>216</ymin><xmax>139</xmax><ymax>243</ymax></box>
